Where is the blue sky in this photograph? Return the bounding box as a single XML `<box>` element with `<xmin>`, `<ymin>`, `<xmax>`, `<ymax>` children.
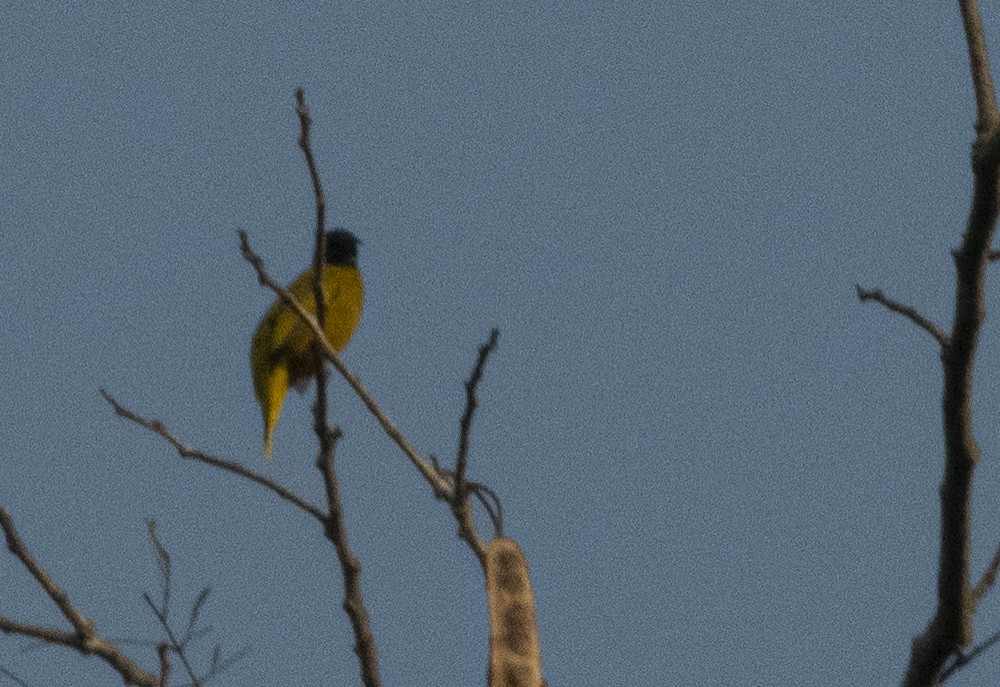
<box><xmin>3</xmin><ymin>2</ymin><xmax>1000</xmax><ymax>685</ymax></box>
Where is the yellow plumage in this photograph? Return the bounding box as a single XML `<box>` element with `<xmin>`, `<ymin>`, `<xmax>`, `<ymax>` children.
<box><xmin>250</xmin><ymin>231</ymin><xmax>364</xmax><ymax>458</ymax></box>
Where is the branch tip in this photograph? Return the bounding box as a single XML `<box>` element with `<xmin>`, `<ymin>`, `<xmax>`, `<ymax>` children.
<box><xmin>856</xmin><ymin>285</ymin><xmax>949</xmax><ymax>348</ymax></box>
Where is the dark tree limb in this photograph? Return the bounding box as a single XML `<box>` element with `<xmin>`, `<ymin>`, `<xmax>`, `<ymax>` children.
<box><xmin>900</xmin><ymin>2</ymin><xmax>1000</xmax><ymax>684</ymax></box>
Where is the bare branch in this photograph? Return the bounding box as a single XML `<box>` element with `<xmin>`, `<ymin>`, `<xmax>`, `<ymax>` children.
<box><xmin>0</xmin><ymin>508</ymin><xmax>159</xmax><ymax>687</ymax></box>
<box><xmin>959</xmin><ymin>0</ymin><xmax>999</xmax><ymax>135</ymax></box>
<box><xmin>100</xmin><ymin>390</ymin><xmax>326</xmax><ymax>522</ymax></box>
<box><xmin>201</xmin><ymin>645</ymin><xmax>251</xmax><ymax>684</ymax></box>
<box><xmin>297</xmin><ymin>87</ymin><xmax>337</xmax><ymax>475</ymax></box>
<box><xmin>855</xmin><ymin>285</ymin><xmax>949</xmax><ymax>348</ymax></box>
<box><xmin>142</xmin><ymin>594</ymin><xmax>202</xmax><ymax>687</ymax></box>
<box><xmin>317</xmin><ymin>440</ymin><xmax>380</xmax><ymax>687</ymax></box>
<box><xmin>140</xmin><ymin>530</ymin><xmax>244</xmax><ymax>687</ymax></box>
<box><xmin>146</xmin><ymin>519</ymin><xmax>172</xmax><ymax>620</ymax></box>
<box><xmin>184</xmin><ymin>587</ymin><xmax>212</xmax><ymax>645</ymax></box>
<box><xmin>293</xmin><ymin>89</ymin><xmax>381</xmax><ymax>687</ymax></box>
<box><xmin>294</xmin><ymin>88</ymin><xmax>326</xmax><ymax>257</ymax></box>
<box><xmin>0</xmin><ymin>615</ymin><xmax>82</xmax><ymax>647</ymax></box>
<box><xmin>455</xmin><ymin>329</ymin><xmax>500</xmax><ymax>495</ymax></box>
<box><xmin>903</xmin><ymin>4</ymin><xmax>1000</xmax><ymax>684</ymax></box>
<box><xmin>0</xmin><ymin>508</ymin><xmax>94</xmax><ymax>638</ymax></box>
<box><xmin>447</xmin><ymin>330</ymin><xmax>502</xmax><ymax>569</ymax></box>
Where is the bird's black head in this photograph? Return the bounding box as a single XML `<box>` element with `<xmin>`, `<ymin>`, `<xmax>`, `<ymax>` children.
<box><xmin>325</xmin><ymin>229</ymin><xmax>359</xmax><ymax>266</ymax></box>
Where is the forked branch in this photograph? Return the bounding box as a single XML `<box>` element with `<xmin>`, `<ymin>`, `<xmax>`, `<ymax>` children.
<box><xmin>0</xmin><ymin>507</ymin><xmax>161</xmax><ymax>687</ymax></box>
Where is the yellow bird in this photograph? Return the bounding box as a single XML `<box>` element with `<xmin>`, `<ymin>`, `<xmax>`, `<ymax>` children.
<box><xmin>250</xmin><ymin>230</ymin><xmax>364</xmax><ymax>458</ymax></box>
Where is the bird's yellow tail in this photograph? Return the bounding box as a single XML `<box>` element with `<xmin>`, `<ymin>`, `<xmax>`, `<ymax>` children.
<box><xmin>260</xmin><ymin>364</ymin><xmax>291</xmax><ymax>459</ymax></box>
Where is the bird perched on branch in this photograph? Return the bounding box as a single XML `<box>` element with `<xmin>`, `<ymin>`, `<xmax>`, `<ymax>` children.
<box><xmin>250</xmin><ymin>230</ymin><xmax>364</xmax><ymax>458</ymax></box>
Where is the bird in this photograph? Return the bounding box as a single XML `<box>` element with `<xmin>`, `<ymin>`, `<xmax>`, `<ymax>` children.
<box><xmin>250</xmin><ymin>229</ymin><xmax>364</xmax><ymax>458</ymax></box>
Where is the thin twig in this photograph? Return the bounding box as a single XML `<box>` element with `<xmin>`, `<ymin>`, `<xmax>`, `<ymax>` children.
<box><xmin>295</xmin><ymin>89</ymin><xmax>381</xmax><ymax>687</ymax></box>
<box><xmin>450</xmin><ymin>330</ymin><xmax>502</xmax><ymax>569</ymax></box>
<box><xmin>100</xmin><ymin>389</ymin><xmax>325</xmax><ymax>522</ymax></box>
<box><xmin>972</xmin><ymin>541</ymin><xmax>1000</xmax><ymax>606</ymax></box>
<box><xmin>468</xmin><ymin>481</ymin><xmax>504</xmax><ymax>538</ymax></box>
<box><xmin>455</xmin><ymin>329</ymin><xmax>500</xmax><ymax>497</ymax></box>
<box><xmin>142</xmin><ymin>595</ymin><xmax>202</xmax><ymax>687</ymax></box>
<box><xmin>140</xmin><ymin>535</ymin><xmax>243</xmax><ymax>687</ymax></box>
<box><xmin>0</xmin><ymin>509</ymin><xmax>94</xmax><ymax>638</ymax></box>
<box><xmin>429</xmin><ymin>465</ymin><xmax>504</xmax><ymax>540</ymax></box>
<box><xmin>183</xmin><ymin>587</ymin><xmax>212</xmax><ymax>646</ymax></box>
<box><xmin>295</xmin><ymin>88</ymin><xmax>326</xmax><ymax>253</ymax></box>
<box><xmin>940</xmin><ymin>629</ymin><xmax>1000</xmax><ymax>682</ymax></box>
<box><xmin>0</xmin><ymin>664</ymin><xmax>32</xmax><ymax>687</ymax></box>
<box><xmin>199</xmin><ymin>645</ymin><xmax>251</xmax><ymax>684</ymax></box>
<box><xmin>146</xmin><ymin>520</ymin><xmax>172</xmax><ymax>621</ymax></box>
<box><xmin>855</xmin><ymin>285</ymin><xmax>949</xmax><ymax>348</ymax></box>
<box><xmin>297</xmin><ymin>86</ymin><xmax>337</xmax><ymax>474</ymax></box>
<box><xmin>0</xmin><ymin>508</ymin><xmax>159</xmax><ymax>687</ymax></box>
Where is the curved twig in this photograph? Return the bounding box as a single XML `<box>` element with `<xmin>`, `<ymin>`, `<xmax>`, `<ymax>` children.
<box><xmin>855</xmin><ymin>285</ymin><xmax>949</xmax><ymax>348</ymax></box>
<box><xmin>100</xmin><ymin>390</ymin><xmax>325</xmax><ymax>522</ymax></box>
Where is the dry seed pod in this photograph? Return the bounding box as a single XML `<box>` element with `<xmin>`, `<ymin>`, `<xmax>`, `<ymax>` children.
<box><xmin>485</xmin><ymin>536</ymin><xmax>544</xmax><ymax>687</ymax></box>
